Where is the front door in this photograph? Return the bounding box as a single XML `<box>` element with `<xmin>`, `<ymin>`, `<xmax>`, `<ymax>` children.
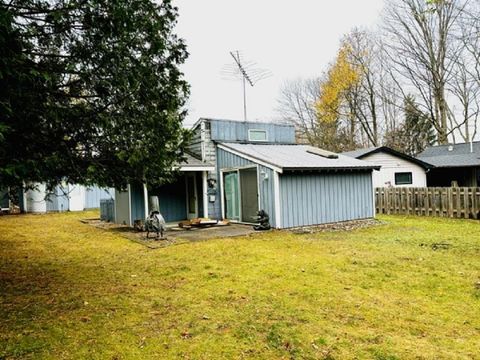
<box><xmin>186</xmin><ymin>174</ymin><xmax>198</xmax><ymax>219</ymax></box>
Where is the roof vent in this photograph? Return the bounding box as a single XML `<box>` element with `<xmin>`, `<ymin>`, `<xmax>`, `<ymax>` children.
<box><xmin>448</xmin><ymin>145</ymin><xmax>454</xmax><ymax>152</ymax></box>
<box><xmin>306</xmin><ymin>146</ymin><xmax>338</xmax><ymax>159</ymax></box>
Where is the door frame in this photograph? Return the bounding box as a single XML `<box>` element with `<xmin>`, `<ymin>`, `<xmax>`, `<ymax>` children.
<box><xmin>220</xmin><ymin>165</ymin><xmax>260</xmax><ymax>224</ymax></box>
<box><xmin>185</xmin><ymin>173</ymin><xmax>198</xmax><ymax>219</ymax></box>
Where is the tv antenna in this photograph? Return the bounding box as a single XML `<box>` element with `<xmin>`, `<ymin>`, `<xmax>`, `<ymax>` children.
<box><xmin>222</xmin><ymin>50</ymin><xmax>272</xmax><ymax>121</ymax></box>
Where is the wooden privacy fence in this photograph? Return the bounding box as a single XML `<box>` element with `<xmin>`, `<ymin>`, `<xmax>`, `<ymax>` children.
<box><xmin>375</xmin><ymin>187</ymin><xmax>480</xmax><ymax>219</ymax></box>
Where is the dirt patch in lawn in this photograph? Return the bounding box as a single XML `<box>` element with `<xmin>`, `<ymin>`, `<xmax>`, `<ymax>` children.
<box><xmin>289</xmin><ymin>218</ymin><xmax>386</xmax><ymax>234</ymax></box>
<box><xmin>82</xmin><ymin>218</ymin><xmax>258</xmax><ymax>248</ymax></box>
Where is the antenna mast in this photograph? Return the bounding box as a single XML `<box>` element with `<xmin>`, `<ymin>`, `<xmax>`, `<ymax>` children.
<box><xmin>222</xmin><ymin>51</ymin><xmax>272</xmax><ymax>121</ymax></box>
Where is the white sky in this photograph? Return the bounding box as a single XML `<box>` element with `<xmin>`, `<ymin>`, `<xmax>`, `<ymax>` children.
<box><xmin>174</xmin><ymin>0</ymin><xmax>385</xmax><ymax>127</ymax></box>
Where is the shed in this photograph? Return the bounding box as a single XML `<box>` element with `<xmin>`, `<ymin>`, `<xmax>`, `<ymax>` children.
<box><xmin>217</xmin><ymin>143</ymin><xmax>379</xmax><ymax>229</ymax></box>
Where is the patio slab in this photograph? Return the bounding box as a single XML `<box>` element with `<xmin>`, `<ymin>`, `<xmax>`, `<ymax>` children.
<box><xmin>82</xmin><ymin>218</ymin><xmax>259</xmax><ymax>248</ymax></box>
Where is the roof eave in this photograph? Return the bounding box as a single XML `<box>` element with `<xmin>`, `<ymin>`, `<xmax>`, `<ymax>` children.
<box><xmin>355</xmin><ymin>146</ymin><xmax>433</xmax><ymax>169</ymax></box>
<box><xmin>282</xmin><ymin>166</ymin><xmax>380</xmax><ymax>172</ymax></box>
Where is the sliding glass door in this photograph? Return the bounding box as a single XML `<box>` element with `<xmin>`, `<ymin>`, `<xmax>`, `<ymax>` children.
<box><xmin>224</xmin><ymin>172</ymin><xmax>240</xmax><ymax>221</ymax></box>
<box><xmin>223</xmin><ymin>167</ymin><xmax>259</xmax><ymax>223</ymax></box>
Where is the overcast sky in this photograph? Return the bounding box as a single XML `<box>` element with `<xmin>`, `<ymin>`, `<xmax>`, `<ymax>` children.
<box><xmin>175</xmin><ymin>1</ymin><xmax>385</xmax><ymax>127</ymax></box>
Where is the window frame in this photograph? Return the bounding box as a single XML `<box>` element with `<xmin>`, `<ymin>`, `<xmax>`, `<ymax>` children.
<box><xmin>248</xmin><ymin>129</ymin><xmax>268</xmax><ymax>142</ymax></box>
<box><xmin>394</xmin><ymin>172</ymin><xmax>413</xmax><ymax>185</ymax></box>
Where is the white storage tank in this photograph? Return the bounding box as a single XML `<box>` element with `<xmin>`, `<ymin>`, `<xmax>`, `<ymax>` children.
<box><xmin>25</xmin><ymin>183</ymin><xmax>47</xmax><ymax>213</ymax></box>
<box><xmin>68</xmin><ymin>184</ymin><xmax>85</xmax><ymax>211</ymax></box>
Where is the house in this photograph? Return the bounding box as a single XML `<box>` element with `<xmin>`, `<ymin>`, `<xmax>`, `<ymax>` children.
<box><xmin>343</xmin><ymin>146</ymin><xmax>432</xmax><ymax>188</ymax></box>
<box><xmin>417</xmin><ymin>142</ymin><xmax>480</xmax><ymax>187</ymax></box>
<box><xmin>114</xmin><ymin>118</ymin><xmax>379</xmax><ymax>229</ymax></box>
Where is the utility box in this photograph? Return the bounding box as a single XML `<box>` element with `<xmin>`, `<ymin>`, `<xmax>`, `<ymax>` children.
<box><xmin>100</xmin><ymin>199</ymin><xmax>115</xmax><ymax>222</ymax></box>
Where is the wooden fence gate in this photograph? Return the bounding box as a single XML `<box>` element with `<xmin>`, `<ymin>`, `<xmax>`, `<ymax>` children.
<box><xmin>375</xmin><ymin>187</ymin><xmax>480</xmax><ymax>219</ymax></box>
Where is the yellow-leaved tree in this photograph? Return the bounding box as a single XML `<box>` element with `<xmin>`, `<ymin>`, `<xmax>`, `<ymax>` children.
<box><xmin>316</xmin><ymin>45</ymin><xmax>361</xmax><ymax>123</ymax></box>
<box><xmin>314</xmin><ymin>43</ymin><xmax>362</xmax><ymax>151</ymax></box>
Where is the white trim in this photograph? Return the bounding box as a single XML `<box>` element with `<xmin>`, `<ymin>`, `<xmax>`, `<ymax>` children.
<box><xmin>273</xmin><ymin>171</ymin><xmax>282</xmax><ymax>229</ymax></box>
<box><xmin>201</xmin><ymin>120</ymin><xmax>206</xmax><ymax>162</ymax></box>
<box><xmin>248</xmin><ymin>128</ymin><xmax>268</xmax><ymax>142</ymax></box>
<box><xmin>220</xmin><ymin>169</ymin><xmax>225</xmax><ymax>220</ymax></box>
<box><xmin>217</xmin><ymin>143</ymin><xmax>283</xmax><ymax>173</ymax></box>
<box><xmin>237</xmin><ymin>169</ymin><xmax>243</xmax><ymax>222</ymax></box>
<box><xmin>202</xmin><ymin>171</ymin><xmax>209</xmax><ymax>218</ymax></box>
<box><xmin>179</xmin><ymin>166</ymin><xmax>215</xmax><ymax>172</ymax></box>
<box><xmin>371</xmin><ymin>171</ymin><xmax>376</xmax><ymax>218</ymax></box>
<box><xmin>256</xmin><ymin>164</ymin><xmax>261</xmax><ymax>212</ymax></box>
<box><xmin>143</xmin><ymin>184</ymin><xmax>148</xmax><ymax>218</ymax></box>
<box><xmin>127</xmin><ymin>184</ymin><xmax>132</xmax><ymax>227</ymax></box>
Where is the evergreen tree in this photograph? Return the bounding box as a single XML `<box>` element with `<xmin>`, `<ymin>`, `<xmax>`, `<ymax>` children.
<box><xmin>402</xmin><ymin>95</ymin><xmax>436</xmax><ymax>156</ymax></box>
<box><xmin>0</xmin><ymin>0</ymin><xmax>189</xmax><ymax>190</ymax></box>
<box><xmin>384</xmin><ymin>96</ymin><xmax>436</xmax><ymax>155</ymax></box>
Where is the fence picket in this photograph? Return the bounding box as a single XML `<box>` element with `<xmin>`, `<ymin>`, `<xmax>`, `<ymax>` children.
<box><xmin>375</xmin><ymin>187</ymin><xmax>480</xmax><ymax>219</ymax></box>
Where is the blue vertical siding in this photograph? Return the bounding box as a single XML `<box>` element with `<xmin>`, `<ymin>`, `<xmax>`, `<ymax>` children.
<box><xmin>1</xmin><ymin>188</ymin><xmax>9</xmax><ymax>209</ymax></box>
<box><xmin>150</xmin><ymin>176</ymin><xmax>187</xmax><ymax>222</ymax></box>
<box><xmin>279</xmin><ymin>171</ymin><xmax>374</xmax><ymax>228</ymax></box>
<box><xmin>130</xmin><ymin>183</ymin><xmax>145</xmax><ymax>222</ymax></box>
<box><xmin>216</xmin><ymin>148</ymin><xmax>277</xmax><ymax>227</ymax></box>
<box><xmin>210</xmin><ymin>120</ymin><xmax>295</xmax><ymax>143</ymax></box>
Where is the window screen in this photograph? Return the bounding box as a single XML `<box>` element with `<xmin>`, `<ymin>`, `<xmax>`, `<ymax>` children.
<box><xmin>248</xmin><ymin>129</ymin><xmax>267</xmax><ymax>142</ymax></box>
<box><xmin>395</xmin><ymin>172</ymin><xmax>412</xmax><ymax>185</ymax></box>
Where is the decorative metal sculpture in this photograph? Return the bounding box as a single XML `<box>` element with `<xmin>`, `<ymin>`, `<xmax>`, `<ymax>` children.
<box><xmin>253</xmin><ymin>210</ymin><xmax>271</xmax><ymax>231</ymax></box>
<box><xmin>145</xmin><ymin>210</ymin><xmax>166</xmax><ymax>239</ymax></box>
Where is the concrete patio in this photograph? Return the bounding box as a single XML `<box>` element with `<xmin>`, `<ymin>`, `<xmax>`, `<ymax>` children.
<box><xmin>83</xmin><ymin>218</ymin><xmax>259</xmax><ymax>248</ymax></box>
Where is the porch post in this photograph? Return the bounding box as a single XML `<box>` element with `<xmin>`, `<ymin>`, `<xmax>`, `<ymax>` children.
<box><xmin>273</xmin><ymin>171</ymin><xmax>282</xmax><ymax>229</ymax></box>
<box><xmin>143</xmin><ymin>183</ymin><xmax>149</xmax><ymax>219</ymax></box>
<box><xmin>202</xmin><ymin>171</ymin><xmax>209</xmax><ymax>218</ymax></box>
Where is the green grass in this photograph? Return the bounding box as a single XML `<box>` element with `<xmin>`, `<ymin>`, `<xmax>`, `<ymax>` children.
<box><xmin>0</xmin><ymin>212</ymin><xmax>479</xmax><ymax>359</ymax></box>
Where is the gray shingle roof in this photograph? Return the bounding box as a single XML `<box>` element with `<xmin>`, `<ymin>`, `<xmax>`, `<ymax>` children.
<box><xmin>342</xmin><ymin>146</ymin><xmax>433</xmax><ymax>169</ymax></box>
<box><xmin>178</xmin><ymin>153</ymin><xmax>215</xmax><ymax>171</ymax></box>
<box><xmin>219</xmin><ymin>143</ymin><xmax>379</xmax><ymax>172</ymax></box>
<box><xmin>417</xmin><ymin>142</ymin><xmax>480</xmax><ymax>168</ymax></box>
<box><xmin>342</xmin><ymin>147</ymin><xmax>381</xmax><ymax>158</ymax></box>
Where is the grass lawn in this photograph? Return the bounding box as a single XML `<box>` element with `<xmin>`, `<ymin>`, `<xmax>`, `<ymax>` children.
<box><xmin>1</xmin><ymin>212</ymin><xmax>479</xmax><ymax>359</ymax></box>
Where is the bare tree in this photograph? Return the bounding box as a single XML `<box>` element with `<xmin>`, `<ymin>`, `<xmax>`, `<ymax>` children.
<box><xmin>276</xmin><ymin>77</ymin><xmax>322</xmax><ymax>145</ymax></box>
<box><xmin>383</xmin><ymin>0</ymin><xmax>469</xmax><ymax>144</ymax></box>
<box><xmin>341</xmin><ymin>29</ymin><xmax>381</xmax><ymax>146</ymax></box>
<box><xmin>454</xmin><ymin>1</ymin><xmax>480</xmax><ymax>142</ymax></box>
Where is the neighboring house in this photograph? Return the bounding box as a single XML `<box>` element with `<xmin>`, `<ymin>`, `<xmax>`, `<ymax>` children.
<box><xmin>417</xmin><ymin>142</ymin><xmax>480</xmax><ymax>187</ymax></box>
<box><xmin>20</xmin><ymin>183</ymin><xmax>114</xmax><ymax>213</ymax></box>
<box><xmin>114</xmin><ymin>118</ymin><xmax>379</xmax><ymax>229</ymax></box>
<box><xmin>343</xmin><ymin>146</ymin><xmax>432</xmax><ymax>188</ymax></box>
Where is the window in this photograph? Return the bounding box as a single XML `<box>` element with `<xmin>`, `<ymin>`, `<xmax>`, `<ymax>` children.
<box><xmin>395</xmin><ymin>172</ymin><xmax>413</xmax><ymax>185</ymax></box>
<box><xmin>248</xmin><ymin>129</ymin><xmax>267</xmax><ymax>142</ymax></box>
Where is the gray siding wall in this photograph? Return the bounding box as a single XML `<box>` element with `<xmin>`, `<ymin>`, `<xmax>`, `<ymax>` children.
<box><xmin>188</xmin><ymin>120</ymin><xmax>216</xmax><ymax>164</ymax></box>
<box><xmin>46</xmin><ymin>185</ymin><xmax>69</xmax><ymax>212</ymax></box>
<box><xmin>216</xmin><ymin>148</ymin><xmax>277</xmax><ymax>227</ymax></box>
<box><xmin>84</xmin><ymin>187</ymin><xmax>114</xmax><ymax>209</ymax></box>
<box><xmin>211</xmin><ymin>120</ymin><xmax>295</xmax><ymax>144</ymax></box>
<box><xmin>115</xmin><ymin>189</ymin><xmax>130</xmax><ymax>225</ymax></box>
<box><xmin>279</xmin><ymin>171</ymin><xmax>374</xmax><ymax>228</ymax></box>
